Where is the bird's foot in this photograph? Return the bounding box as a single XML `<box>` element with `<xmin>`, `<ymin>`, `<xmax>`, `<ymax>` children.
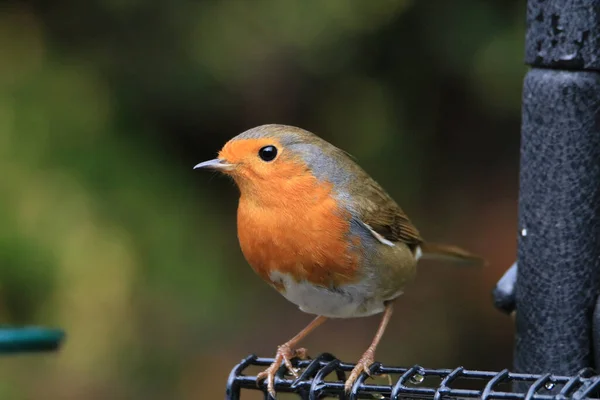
<box><xmin>257</xmin><ymin>344</ymin><xmax>308</xmax><ymax>398</ymax></box>
<box><xmin>344</xmin><ymin>348</ymin><xmax>375</xmax><ymax>393</ymax></box>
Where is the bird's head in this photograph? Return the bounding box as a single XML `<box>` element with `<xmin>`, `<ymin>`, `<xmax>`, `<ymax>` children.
<box><xmin>194</xmin><ymin>124</ymin><xmax>353</xmax><ymax>204</ymax></box>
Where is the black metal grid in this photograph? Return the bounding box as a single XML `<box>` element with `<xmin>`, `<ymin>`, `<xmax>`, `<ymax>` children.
<box><xmin>226</xmin><ymin>353</ymin><xmax>600</xmax><ymax>400</ymax></box>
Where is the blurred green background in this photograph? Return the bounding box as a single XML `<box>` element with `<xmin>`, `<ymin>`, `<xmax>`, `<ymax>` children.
<box><xmin>0</xmin><ymin>0</ymin><xmax>524</xmax><ymax>398</ymax></box>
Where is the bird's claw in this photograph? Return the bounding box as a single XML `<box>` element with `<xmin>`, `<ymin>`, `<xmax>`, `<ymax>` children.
<box><xmin>256</xmin><ymin>345</ymin><xmax>308</xmax><ymax>398</ymax></box>
<box><xmin>344</xmin><ymin>350</ymin><xmax>375</xmax><ymax>393</ymax></box>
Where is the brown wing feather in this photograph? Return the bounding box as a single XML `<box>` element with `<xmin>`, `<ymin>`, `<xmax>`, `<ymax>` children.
<box><xmin>350</xmin><ymin>176</ymin><xmax>423</xmax><ymax>248</ymax></box>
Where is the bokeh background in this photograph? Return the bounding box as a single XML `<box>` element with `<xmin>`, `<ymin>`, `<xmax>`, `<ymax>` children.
<box><xmin>0</xmin><ymin>0</ymin><xmax>525</xmax><ymax>398</ymax></box>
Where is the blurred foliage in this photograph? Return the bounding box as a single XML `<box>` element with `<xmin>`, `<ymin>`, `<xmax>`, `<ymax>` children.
<box><xmin>0</xmin><ymin>0</ymin><xmax>524</xmax><ymax>398</ymax></box>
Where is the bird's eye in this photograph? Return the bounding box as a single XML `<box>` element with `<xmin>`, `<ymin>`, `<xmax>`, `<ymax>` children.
<box><xmin>258</xmin><ymin>145</ymin><xmax>278</xmax><ymax>162</ymax></box>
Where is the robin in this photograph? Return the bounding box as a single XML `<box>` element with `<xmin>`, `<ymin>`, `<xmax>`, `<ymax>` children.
<box><xmin>194</xmin><ymin>124</ymin><xmax>483</xmax><ymax>397</ymax></box>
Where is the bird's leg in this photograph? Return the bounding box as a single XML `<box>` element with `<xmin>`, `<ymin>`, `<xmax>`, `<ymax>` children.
<box><xmin>257</xmin><ymin>315</ymin><xmax>327</xmax><ymax>397</ymax></box>
<box><xmin>344</xmin><ymin>302</ymin><xmax>394</xmax><ymax>393</ymax></box>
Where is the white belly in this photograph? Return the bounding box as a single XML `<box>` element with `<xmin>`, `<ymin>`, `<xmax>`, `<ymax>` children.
<box><xmin>270</xmin><ymin>271</ymin><xmax>398</xmax><ymax>318</ymax></box>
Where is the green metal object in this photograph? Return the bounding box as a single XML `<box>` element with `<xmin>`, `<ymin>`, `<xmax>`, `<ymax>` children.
<box><xmin>0</xmin><ymin>326</ymin><xmax>65</xmax><ymax>354</ymax></box>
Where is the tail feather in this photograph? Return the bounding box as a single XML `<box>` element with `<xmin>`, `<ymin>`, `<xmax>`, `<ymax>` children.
<box><xmin>418</xmin><ymin>242</ymin><xmax>486</xmax><ymax>266</ymax></box>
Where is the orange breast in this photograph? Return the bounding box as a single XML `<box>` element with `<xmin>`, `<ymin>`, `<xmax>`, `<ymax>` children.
<box><xmin>237</xmin><ymin>174</ymin><xmax>361</xmax><ymax>291</ymax></box>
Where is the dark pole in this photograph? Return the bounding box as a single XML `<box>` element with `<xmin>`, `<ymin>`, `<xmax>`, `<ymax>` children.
<box><xmin>516</xmin><ymin>0</ymin><xmax>600</xmax><ymax>382</ymax></box>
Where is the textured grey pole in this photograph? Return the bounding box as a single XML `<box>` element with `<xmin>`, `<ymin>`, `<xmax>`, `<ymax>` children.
<box><xmin>516</xmin><ymin>0</ymin><xmax>600</xmax><ymax>380</ymax></box>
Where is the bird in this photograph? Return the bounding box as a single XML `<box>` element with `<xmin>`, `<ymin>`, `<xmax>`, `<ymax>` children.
<box><xmin>194</xmin><ymin>124</ymin><xmax>483</xmax><ymax>397</ymax></box>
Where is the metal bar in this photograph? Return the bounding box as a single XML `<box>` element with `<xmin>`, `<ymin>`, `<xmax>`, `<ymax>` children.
<box><xmin>308</xmin><ymin>359</ymin><xmax>340</xmax><ymax>400</ymax></box>
<box><xmin>433</xmin><ymin>367</ymin><xmax>464</xmax><ymax>400</ymax></box>
<box><xmin>516</xmin><ymin>0</ymin><xmax>600</xmax><ymax>386</ymax></box>
<box><xmin>558</xmin><ymin>368</ymin><xmax>595</xmax><ymax>398</ymax></box>
<box><xmin>481</xmin><ymin>369</ymin><xmax>509</xmax><ymax>400</ymax></box>
<box><xmin>0</xmin><ymin>326</ymin><xmax>65</xmax><ymax>353</ymax></box>
<box><xmin>391</xmin><ymin>365</ymin><xmax>428</xmax><ymax>400</ymax></box>
<box><xmin>524</xmin><ymin>373</ymin><xmax>552</xmax><ymax>399</ymax></box>
<box><xmin>574</xmin><ymin>376</ymin><xmax>600</xmax><ymax>399</ymax></box>
<box><xmin>348</xmin><ymin>362</ymin><xmax>382</xmax><ymax>399</ymax></box>
<box><xmin>493</xmin><ymin>262</ymin><xmax>518</xmax><ymax>315</ymax></box>
<box><xmin>225</xmin><ymin>354</ymin><xmax>257</xmax><ymax>400</ymax></box>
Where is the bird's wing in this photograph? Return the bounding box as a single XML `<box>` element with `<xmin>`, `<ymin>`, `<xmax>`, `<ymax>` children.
<box><xmin>351</xmin><ymin>177</ymin><xmax>423</xmax><ymax>248</ymax></box>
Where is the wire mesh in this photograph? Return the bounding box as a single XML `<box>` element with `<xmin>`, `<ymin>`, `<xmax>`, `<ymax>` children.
<box><xmin>226</xmin><ymin>353</ymin><xmax>600</xmax><ymax>400</ymax></box>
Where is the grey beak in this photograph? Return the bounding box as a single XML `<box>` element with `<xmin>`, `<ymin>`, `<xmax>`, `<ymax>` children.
<box><xmin>193</xmin><ymin>158</ymin><xmax>233</xmax><ymax>171</ymax></box>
